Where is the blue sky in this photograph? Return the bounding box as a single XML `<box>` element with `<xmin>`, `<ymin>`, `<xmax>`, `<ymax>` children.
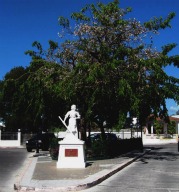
<box><xmin>0</xmin><ymin>0</ymin><xmax>179</xmax><ymax>115</ymax></box>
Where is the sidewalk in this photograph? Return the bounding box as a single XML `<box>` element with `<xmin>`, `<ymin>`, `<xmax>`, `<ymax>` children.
<box><xmin>143</xmin><ymin>138</ymin><xmax>177</xmax><ymax>145</ymax></box>
<box><xmin>14</xmin><ymin>149</ymin><xmax>150</xmax><ymax>192</ymax></box>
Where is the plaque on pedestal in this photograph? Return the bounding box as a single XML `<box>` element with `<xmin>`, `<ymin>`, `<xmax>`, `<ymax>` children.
<box><xmin>56</xmin><ymin>134</ymin><xmax>86</xmax><ymax>168</ymax></box>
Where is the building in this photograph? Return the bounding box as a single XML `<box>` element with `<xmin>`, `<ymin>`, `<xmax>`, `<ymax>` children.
<box><xmin>145</xmin><ymin>115</ymin><xmax>179</xmax><ymax>137</ymax></box>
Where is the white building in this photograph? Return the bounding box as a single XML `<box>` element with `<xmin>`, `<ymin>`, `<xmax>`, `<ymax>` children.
<box><xmin>145</xmin><ymin>115</ymin><xmax>179</xmax><ymax>137</ymax></box>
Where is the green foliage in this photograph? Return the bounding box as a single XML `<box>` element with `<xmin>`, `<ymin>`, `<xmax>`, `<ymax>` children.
<box><xmin>1</xmin><ymin>43</ymin><xmax>66</xmax><ymax>132</ymax></box>
<box><xmin>56</xmin><ymin>0</ymin><xmax>179</xmax><ymax>128</ymax></box>
<box><xmin>1</xmin><ymin>0</ymin><xmax>179</xmax><ymax>134</ymax></box>
<box><xmin>49</xmin><ymin>137</ymin><xmax>59</xmax><ymax>160</ymax></box>
<box><xmin>49</xmin><ymin>126</ymin><xmax>66</xmax><ymax>133</ymax></box>
<box><xmin>88</xmin><ymin>137</ymin><xmax>117</xmax><ymax>158</ymax></box>
<box><xmin>144</xmin><ymin>12</ymin><xmax>175</xmax><ymax>30</ymax></box>
<box><xmin>168</xmin><ymin>121</ymin><xmax>176</xmax><ymax>135</ymax></box>
<box><xmin>86</xmin><ymin>137</ymin><xmax>143</xmax><ymax>159</ymax></box>
<box><xmin>154</xmin><ymin>120</ymin><xmax>163</xmax><ymax>135</ymax></box>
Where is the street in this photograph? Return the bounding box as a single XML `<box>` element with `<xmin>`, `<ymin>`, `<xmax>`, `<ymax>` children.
<box><xmin>1</xmin><ymin>144</ymin><xmax>179</xmax><ymax>192</ymax></box>
<box><xmin>81</xmin><ymin>143</ymin><xmax>179</xmax><ymax>192</ymax></box>
<box><xmin>0</xmin><ymin>148</ymin><xmax>29</xmax><ymax>192</ymax></box>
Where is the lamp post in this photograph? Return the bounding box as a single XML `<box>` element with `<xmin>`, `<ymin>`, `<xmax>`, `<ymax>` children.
<box><xmin>35</xmin><ymin>77</ymin><xmax>44</xmax><ymax>154</ymax></box>
<box><xmin>36</xmin><ymin>138</ymin><xmax>39</xmax><ymax>153</ymax></box>
<box><xmin>35</xmin><ymin>114</ymin><xmax>44</xmax><ymax>154</ymax></box>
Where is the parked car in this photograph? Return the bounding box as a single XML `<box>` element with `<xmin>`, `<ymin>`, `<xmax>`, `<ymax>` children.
<box><xmin>86</xmin><ymin>132</ymin><xmax>118</xmax><ymax>146</ymax></box>
<box><xmin>26</xmin><ymin>133</ymin><xmax>55</xmax><ymax>152</ymax></box>
<box><xmin>89</xmin><ymin>132</ymin><xmax>117</xmax><ymax>140</ymax></box>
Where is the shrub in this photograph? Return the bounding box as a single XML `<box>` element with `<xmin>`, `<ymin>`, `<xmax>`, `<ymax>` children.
<box><xmin>49</xmin><ymin>137</ymin><xmax>59</xmax><ymax>160</ymax></box>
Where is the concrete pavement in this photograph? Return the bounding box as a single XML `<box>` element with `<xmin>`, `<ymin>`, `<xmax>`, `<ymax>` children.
<box><xmin>14</xmin><ymin>149</ymin><xmax>151</xmax><ymax>192</ymax></box>
<box><xmin>14</xmin><ymin>138</ymin><xmax>178</xmax><ymax>192</ymax></box>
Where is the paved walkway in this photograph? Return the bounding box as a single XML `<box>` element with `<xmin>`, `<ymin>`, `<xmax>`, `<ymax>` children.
<box><xmin>14</xmin><ymin>139</ymin><xmax>178</xmax><ymax>192</ymax></box>
<box><xmin>14</xmin><ymin>149</ymin><xmax>150</xmax><ymax>192</ymax></box>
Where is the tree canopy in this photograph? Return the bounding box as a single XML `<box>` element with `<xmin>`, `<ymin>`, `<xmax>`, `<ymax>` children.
<box><xmin>1</xmin><ymin>0</ymin><xmax>179</xmax><ymax>133</ymax></box>
<box><xmin>56</xmin><ymin>0</ymin><xmax>179</xmax><ymax>128</ymax></box>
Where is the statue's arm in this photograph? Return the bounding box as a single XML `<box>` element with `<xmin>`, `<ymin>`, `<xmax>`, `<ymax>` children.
<box><xmin>64</xmin><ymin>112</ymin><xmax>69</xmax><ymax>122</ymax></box>
<box><xmin>76</xmin><ymin>112</ymin><xmax>81</xmax><ymax>119</ymax></box>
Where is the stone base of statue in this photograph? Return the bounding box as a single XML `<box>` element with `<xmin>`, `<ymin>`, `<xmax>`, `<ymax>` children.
<box><xmin>56</xmin><ymin>133</ymin><xmax>86</xmax><ymax>168</ymax></box>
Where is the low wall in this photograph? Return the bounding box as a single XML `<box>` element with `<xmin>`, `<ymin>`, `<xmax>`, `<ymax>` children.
<box><xmin>56</xmin><ymin>131</ymin><xmax>178</xmax><ymax>145</ymax></box>
<box><xmin>56</xmin><ymin>131</ymin><xmax>142</xmax><ymax>140</ymax></box>
<box><xmin>0</xmin><ymin>130</ymin><xmax>21</xmax><ymax>147</ymax></box>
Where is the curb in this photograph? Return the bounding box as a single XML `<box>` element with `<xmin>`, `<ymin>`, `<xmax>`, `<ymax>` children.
<box><xmin>14</xmin><ymin>152</ymin><xmax>37</xmax><ymax>191</ymax></box>
<box><xmin>73</xmin><ymin>149</ymin><xmax>151</xmax><ymax>191</ymax></box>
<box><xmin>15</xmin><ymin>149</ymin><xmax>151</xmax><ymax>192</ymax></box>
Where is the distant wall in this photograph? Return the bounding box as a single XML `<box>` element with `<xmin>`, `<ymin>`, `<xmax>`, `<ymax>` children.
<box><xmin>0</xmin><ymin>130</ymin><xmax>21</xmax><ymax>147</ymax></box>
<box><xmin>56</xmin><ymin>131</ymin><xmax>142</xmax><ymax>139</ymax></box>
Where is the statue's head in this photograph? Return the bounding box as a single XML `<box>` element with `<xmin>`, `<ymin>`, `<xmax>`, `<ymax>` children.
<box><xmin>71</xmin><ymin>105</ymin><xmax>76</xmax><ymax>110</ymax></box>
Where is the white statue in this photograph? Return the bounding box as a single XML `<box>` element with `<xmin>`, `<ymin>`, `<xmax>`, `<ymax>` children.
<box><xmin>63</xmin><ymin>105</ymin><xmax>80</xmax><ymax>136</ymax></box>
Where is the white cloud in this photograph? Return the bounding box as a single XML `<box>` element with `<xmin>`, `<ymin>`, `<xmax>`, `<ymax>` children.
<box><xmin>170</xmin><ymin>106</ymin><xmax>179</xmax><ymax>112</ymax></box>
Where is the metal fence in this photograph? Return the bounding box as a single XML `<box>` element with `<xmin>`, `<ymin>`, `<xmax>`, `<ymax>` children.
<box><xmin>1</xmin><ymin>132</ymin><xmax>18</xmax><ymax>140</ymax></box>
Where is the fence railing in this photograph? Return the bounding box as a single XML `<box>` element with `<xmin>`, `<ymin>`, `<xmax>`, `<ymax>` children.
<box><xmin>0</xmin><ymin>130</ymin><xmax>21</xmax><ymax>147</ymax></box>
<box><xmin>1</xmin><ymin>132</ymin><xmax>18</xmax><ymax>140</ymax></box>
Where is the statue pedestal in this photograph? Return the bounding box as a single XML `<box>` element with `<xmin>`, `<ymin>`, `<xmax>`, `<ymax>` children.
<box><xmin>56</xmin><ymin>133</ymin><xmax>86</xmax><ymax>168</ymax></box>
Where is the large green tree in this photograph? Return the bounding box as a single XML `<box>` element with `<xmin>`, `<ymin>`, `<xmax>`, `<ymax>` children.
<box><xmin>1</xmin><ymin>66</ymin><xmax>28</xmax><ymax>131</ymax></box>
<box><xmin>22</xmin><ymin>41</ymin><xmax>67</xmax><ymax>132</ymax></box>
<box><xmin>1</xmin><ymin>41</ymin><xmax>66</xmax><ymax>132</ymax></box>
<box><xmin>56</xmin><ymin>0</ymin><xmax>179</xmax><ymax>133</ymax></box>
